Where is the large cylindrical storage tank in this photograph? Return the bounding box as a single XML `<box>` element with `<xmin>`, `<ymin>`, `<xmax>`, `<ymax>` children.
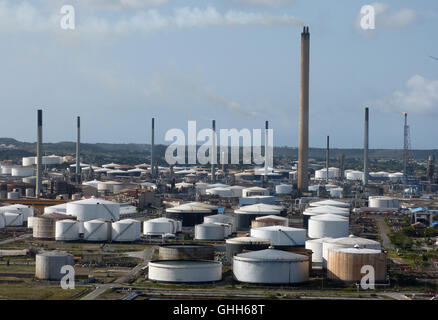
<box><xmin>35</xmin><ymin>251</ymin><xmax>74</xmax><ymax>281</ymax></box>
<box><xmin>232</xmin><ymin>249</ymin><xmax>309</xmax><ymax>284</ymax></box>
<box><xmin>165</xmin><ymin>202</ymin><xmax>217</xmax><ymax>227</ymax></box>
<box><xmin>4</xmin><ymin>212</ymin><xmax>24</xmax><ymax>226</ymax></box>
<box><xmin>368</xmin><ymin>196</ymin><xmax>399</xmax><ymax>209</ymax></box>
<box><xmin>158</xmin><ymin>244</ymin><xmax>215</xmax><ymax>261</ymax></box>
<box><xmin>305</xmin><ymin>238</ymin><xmax>332</xmax><ymax>264</ymax></box>
<box><xmin>225</xmin><ymin>237</ymin><xmax>271</xmax><ymax>262</ymax></box>
<box><xmin>55</xmin><ymin>220</ymin><xmax>79</xmax><ymax>241</ymax></box>
<box><xmin>111</xmin><ymin>219</ymin><xmax>141</xmax><ymax>242</ymax></box>
<box><xmin>308</xmin><ymin>214</ymin><xmax>349</xmax><ymax>239</ymax></box>
<box><xmin>242</xmin><ymin>187</ymin><xmax>269</xmax><ymax>197</ymax></box>
<box><xmin>327</xmin><ymin>247</ymin><xmax>387</xmax><ymax>282</ymax></box>
<box><xmin>44</xmin><ymin>203</ymin><xmax>67</xmax><ymax>215</ymax></box>
<box><xmin>206</xmin><ymin>187</ymin><xmax>233</xmax><ymax>198</ymax></box>
<box><xmin>195</xmin><ymin>223</ymin><xmax>225</xmax><ymax>241</ymax></box>
<box><xmin>250</xmin><ymin>226</ymin><xmax>306</xmax><ymax>247</ymax></box>
<box><xmin>22</xmin><ymin>156</ymin><xmax>36</xmax><ymax>167</ymax></box>
<box><xmin>66</xmin><ymin>198</ymin><xmax>120</xmax><ymax>222</ymax></box>
<box><xmin>0</xmin><ymin>204</ymin><xmax>34</xmax><ymax>222</ymax></box>
<box><xmin>229</xmin><ymin>186</ymin><xmax>244</xmax><ymax>197</ymax></box>
<box><xmin>275</xmin><ymin>184</ymin><xmax>292</xmax><ymax>195</ymax></box>
<box><xmin>204</xmin><ymin>214</ymin><xmax>235</xmax><ymax>232</ymax></box>
<box><xmin>302</xmin><ymin>205</ymin><xmax>349</xmax><ymax>228</ymax></box>
<box><xmin>7</xmin><ymin>191</ymin><xmax>20</xmax><ymax>199</ymax></box>
<box><xmin>143</xmin><ymin>218</ymin><xmax>177</xmax><ymax>236</ymax></box>
<box><xmin>309</xmin><ymin>200</ymin><xmax>350</xmax><ymax>208</ymax></box>
<box><xmin>83</xmin><ymin>219</ymin><xmax>111</xmax><ymax>241</ymax></box>
<box><xmin>234</xmin><ymin>204</ymin><xmax>283</xmax><ymax>231</ymax></box>
<box><xmin>322</xmin><ymin>235</ymin><xmax>382</xmax><ymax>268</ymax></box>
<box><xmin>23</xmin><ymin>176</ymin><xmax>37</xmax><ymax>184</ymax></box>
<box><xmin>11</xmin><ymin>167</ymin><xmax>35</xmax><ymax>177</ymax></box>
<box><xmin>148</xmin><ymin>260</ymin><xmax>222</xmax><ymax>283</ymax></box>
<box><xmin>33</xmin><ymin>217</ymin><xmax>57</xmax><ymax>239</ymax></box>
<box><xmin>251</xmin><ymin>215</ymin><xmax>288</xmax><ymax>228</ymax></box>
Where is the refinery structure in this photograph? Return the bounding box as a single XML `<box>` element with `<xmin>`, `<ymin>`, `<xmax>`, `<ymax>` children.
<box><xmin>0</xmin><ymin>27</ymin><xmax>438</xmax><ymax>302</ymax></box>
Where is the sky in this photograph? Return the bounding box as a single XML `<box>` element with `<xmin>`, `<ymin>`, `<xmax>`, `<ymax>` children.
<box><xmin>0</xmin><ymin>0</ymin><xmax>437</xmax><ymax>149</ymax></box>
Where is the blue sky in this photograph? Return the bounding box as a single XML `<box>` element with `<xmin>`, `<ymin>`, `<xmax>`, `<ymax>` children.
<box><xmin>0</xmin><ymin>0</ymin><xmax>437</xmax><ymax>149</ymax></box>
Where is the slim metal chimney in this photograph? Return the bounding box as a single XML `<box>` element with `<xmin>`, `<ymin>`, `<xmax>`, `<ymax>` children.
<box><xmin>363</xmin><ymin>107</ymin><xmax>369</xmax><ymax>186</ymax></box>
<box><xmin>264</xmin><ymin>121</ymin><xmax>269</xmax><ymax>180</ymax></box>
<box><xmin>36</xmin><ymin>110</ymin><xmax>42</xmax><ymax>198</ymax></box>
<box><xmin>151</xmin><ymin>118</ymin><xmax>155</xmax><ymax>179</ymax></box>
<box><xmin>338</xmin><ymin>154</ymin><xmax>345</xmax><ymax>180</ymax></box>
<box><xmin>298</xmin><ymin>26</ymin><xmax>310</xmax><ymax>193</ymax></box>
<box><xmin>211</xmin><ymin>120</ymin><xmax>216</xmax><ymax>184</ymax></box>
<box><xmin>326</xmin><ymin>136</ymin><xmax>330</xmax><ymax>183</ymax></box>
<box><xmin>427</xmin><ymin>155</ymin><xmax>435</xmax><ymax>182</ymax></box>
<box><xmin>403</xmin><ymin>112</ymin><xmax>409</xmax><ymax>185</ymax></box>
<box><xmin>76</xmin><ymin>116</ymin><xmax>81</xmax><ymax>185</ymax></box>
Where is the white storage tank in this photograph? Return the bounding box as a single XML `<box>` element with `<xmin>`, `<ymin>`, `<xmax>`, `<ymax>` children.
<box><xmin>7</xmin><ymin>191</ymin><xmax>20</xmax><ymax>199</ymax></box>
<box><xmin>228</xmin><ymin>186</ymin><xmax>245</xmax><ymax>197</ymax></box>
<box><xmin>204</xmin><ymin>214</ymin><xmax>235</xmax><ymax>232</ymax></box>
<box><xmin>66</xmin><ymin>198</ymin><xmax>120</xmax><ymax>222</ymax></box>
<box><xmin>242</xmin><ymin>187</ymin><xmax>269</xmax><ymax>197</ymax></box>
<box><xmin>308</xmin><ymin>214</ymin><xmax>349</xmax><ymax>239</ymax></box>
<box><xmin>35</xmin><ymin>251</ymin><xmax>74</xmax><ymax>281</ymax></box>
<box><xmin>143</xmin><ymin>218</ymin><xmax>178</xmax><ymax>236</ymax></box>
<box><xmin>55</xmin><ymin>220</ymin><xmax>80</xmax><ymax>241</ymax></box>
<box><xmin>0</xmin><ymin>204</ymin><xmax>34</xmax><ymax>222</ymax></box>
<box><xmin>23</xmin><ymin>176</ymin><xmax>37</xmax><ymax>184</ymax></box>
<box><xmin>4</xmin><ymin>212</ymin><xmax>24</xmax><ymax>226</ymax></box>
<box><xmin>232</xmin><ymin>248</ymin><xmax>309</xmax><ymax>284</ymax></box>
<box><xmin>305</xmin><ymin>238</ymin><xmax>333</xmax><ymax>263</ymax></box>
<box><xmin>368</xmin><ymin>196</ymin><xmax>399</xmax><ymax>209</ymax></box>
<box><xmin>275</xmin><ymin>184</ymin><xmax>292</xmax><ymax>195</ymax></box>
<box><xmin>226</xmin><ymin>237</ymin><xmax>271</xmax><ymax>261</ymax></box>
<box><xmin>44</xmin><ymin>203</ymin><xmax>67</xmax><ymax>214</ymax></box>
<box><xmin>195</xmin><ymin>223</ymin><xmax>225</xmax><ymax>241</ymax></box>
<box><xmin>322</xmin><ymin>235</ymin><xmax>382</xmax><ymax>268</ymax></box>
<box><xmin>251</xmin><ymin>226</ymin><xmax>306</xmax><ymax>247</ymax></box>
<box><xmin>22</xmin><ymin>156</ymin><xmax>36</xmax><ymax>166</ymax></box>
<box><xmin>251</xmin><ymin>215</ymin><xmax>288</xmax><ymax>228</ymax></box>
<box><xmin>206</xmin><ymin>187</ymin><xmax>233</xmax><ymax>198</ymax></box>
<box><xmin>111</xmin><ymin>219</ymin><xmax>141</xmax><ymax>242</ymax></box>
<box><xmin>11</xmin><ymin>167</ymin><xmax>35</xmax><ymax>177</ymax></box>
<box><xmin>234</xmin><ymin>203</ymin><xmax>283</xmax><ymax>231</ymax></box>
<box><xmin>83</xmin><ymin>219</ymin><xmax>112</xmax><ymax>241</ymax></box>
<box><xmin>309</xmin><ymin>200</ymin><xmax>350</xmax><ymax>208</ymax></box>
<box><xmin>346</xmin><ymin>171</ymin><xmax>364</xmax><ymax>181</ymax></box>
<box><xmin>148</xmin><ymin>260</ymin><xmax>222</xmax><ymax>283</ymax></box>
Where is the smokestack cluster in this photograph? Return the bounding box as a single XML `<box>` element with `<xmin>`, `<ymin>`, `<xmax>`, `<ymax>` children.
<box><xmin>151</xmin><ymin>118</ymin><xmax>155</xmax><ymax>179</ymax></box>
<box><xmin>211</xmin><ymin>120</ymin><xmax>216</xmax><ymax>183</ymax></box>
<box><xmin>297</xmin><ymin>26</ymin><xmax>310</xmax><ymax>193</ymax></box>
<box><xmin>36</xmin><ymin>110</ymin><xmax>43</xmax><ymax>198</ymax></box>
<box><xmin>363</xmin><ymin>107</ymin><xmax>369</xmax><ymax>186</ymax></box>
<box><xmin>76</xmin><ymin>116</ymin><xmax>81</xmax><ymax>184</ymax></box>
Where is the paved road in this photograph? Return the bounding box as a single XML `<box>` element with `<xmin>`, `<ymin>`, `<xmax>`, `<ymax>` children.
<box><xmin>81</xmin><ymin>247</ymin><xmax>156</xmax><ymax>300</ymax></box>
<box><xmin>0</xmin><ymin>234</ymin><xmax>32</xmax><ymax>246</ymax></box>
<box><xmin>381</xmin><ymin>292</ymin><xmax>411</xmax><ymax>300</ymax></box>
<box><xmin>375</xmin><ymin>216</ymin><xmax>394</xmax><ymax>249</ymax></box>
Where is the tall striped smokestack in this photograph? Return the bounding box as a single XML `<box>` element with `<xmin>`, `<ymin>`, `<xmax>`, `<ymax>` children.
<box><xmin>151</xmin><ymin>118</ymin><xmax>155</xmax><ymax>179</ymax></box>
<box><xmin>298</xmin><ymin>26</ymin><xmax>310</xmax><ymax>193</ymax></box>
<box><xmin>36</xmin><ymin>109</ymin><xmax>42</xmax><ymax>198</ymax></box>
<box><xmin>326</xmin><ymin>136</ymin><xmax>329</xmax><ymax>183</ymax></box>
<box><xmin>211</xmin><ymin>120</ymin><xmax>216</xmax><ymax>184</ymax></box>
<box><xmin>363</xmin><ymin>107</ymin><xmax>369</xmax><ymax>186</ymax></box>
<box><xmin>76</xmin><ymin>116</ymin><xmax>81</xmax><ymax>184</ymax></box>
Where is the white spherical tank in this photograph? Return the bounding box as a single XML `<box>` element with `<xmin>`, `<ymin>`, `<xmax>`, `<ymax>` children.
<box><xmin>148</xmin><ymin>260</ymin><xmax>222</xmax><ymax>283</ymax></box>
<box><xmin>83</xmin><ymin>219</ymin><xmax>111</xmax><ymax>241</ymax></box>
<box><xmin>195</xmin><ymin>223</ymin><xmax>225</xmax><ymax>241</ymax></box>
<box><xmin>111</xmin><ymin>219</ymin><xmax>141</xmax><ymax>242</ymax></box>
<box><xmin>55</xmin><ymin>220</ymin><xmax>79</xmax><ymax>241</ymax></box>
<box><xmin>275</xmin><ymin>184</ymin><xmax>292</xmax><ymax>195</ymax></box>
<box><xmin>66</xmin><ymin>198</ymin><xmax>120</xmax><ymax>222</ymax></box>
<box><xmin>250</xmin><ymin>226</ymin><xmax>306</xmax><ymax>246</ymax></box>
<box><xmin>308</xmin><ymin>214</ymin><xmax>349</xmax><ymax>239</ymax></box>
<box><xmin>305</xmin><ymin>238</ymin><xmax>332</xmax><ymax>263</ymax></box>
<box><xmin>232</xmin><ymin>248</ymin><xmax>309</xmax><ymax>284</ymax></box>
<box><xmin>143</xmin><ymin>218</ymin><xmax>177</xmax><ymax>236</ymax></box>
<box><xmin>322</xmin><ymin>235</ymin><xmax>382</xmax><ymax>268</ymax></box>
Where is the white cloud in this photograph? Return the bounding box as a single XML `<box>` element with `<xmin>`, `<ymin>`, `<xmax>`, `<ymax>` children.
<box><xmin>0</xmin><ymin>2</ymin><xmax>304</xmax><ymax>37</ymax></box>
<box><xmin>355</xmin><ymin>2</ymin><xmax>419</xmax><ymax>32</ymax></box>
<box><xmin>232</xmin><ymin>0</ymin><xmax>294</xmax><ymax>8</ymax></box>
<box><xmin>374</xmin><ymin>75</ymin><xmax>438</xmax><ymax>115</ymax></box>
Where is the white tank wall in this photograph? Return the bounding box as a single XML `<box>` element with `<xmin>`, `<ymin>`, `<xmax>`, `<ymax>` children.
<box><xmin>112</xmin><ymin>219</ymin><xmax>141</xmax><ymax>242</ymax></box>
<box><xmin>305</xmin><ymin>238</ymin><xmax>332</xmax><ymax>263</ymax></box>
<box><xmin>55</xmin><ymin>220</ymin><xmax>79</xmax><ymax>241</ymax></box>
<box><xmin>83</xmin><ymin>219</ymin><xmax>111</xmax><ymax>241</ymax></box>
<box><xmin>11</xmin><ymin>167</ymin><xmax>35</xmax><ymax>177</ymax></box>
<box><xmin>4</xmin><ymin>212</ymin><xmax>24</xmax><ymax>226</ymax></box>
<box><xmin>250</xmin><ymin>226</ymin><xmax>306</xmax><ymax>246</ymax></box>
<box><xmin>66</xmin><ymin>199</ymin><xmax>120</xmax><ymax>222</ymax></box>
<box><xmin>0</xmin><ymin>204</ymin><xmax>33</xmax><ymax>222</ymax></box>
<box><xmin>308</xmin><ymin>215</ymin><xmax>349</xmax><ymax>239</ymax></box>
<box><xmin>148</xmin><ymin>261</ymin><xmax>222</xmax><ymax>283</ymax></box>
<box><xmin>143</xmin><ymin>218</ymin><xmax>177</xmax><ymax>235</ymax></box>
<box><xmin>195</xmin><ymin>223</ymin><xmax>225</xmax><ymax>240</ymax></box>
<box><xmin>275</xmin><ymin>184</ymin><xmax>292</xmax><ymax>194</ymax></box>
